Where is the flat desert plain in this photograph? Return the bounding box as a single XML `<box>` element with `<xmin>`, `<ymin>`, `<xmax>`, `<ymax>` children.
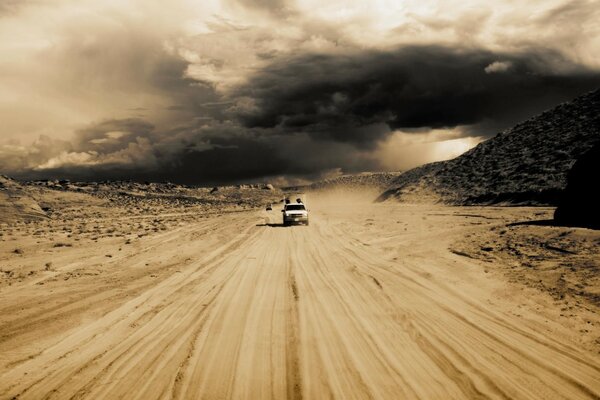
<box><xmin>0</xmin><ymin>193</ymin><xmax>599</xmax><ymax>399</ymax></box>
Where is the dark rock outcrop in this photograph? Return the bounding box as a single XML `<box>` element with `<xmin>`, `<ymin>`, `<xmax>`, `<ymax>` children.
<box><xmin>554</xmin><ymin>143</ymin><xmax>600</xmax><ymax>229</ymax></box>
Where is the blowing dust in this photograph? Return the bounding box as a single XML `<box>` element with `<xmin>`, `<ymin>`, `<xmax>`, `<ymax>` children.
<box><xmin>305</xmin><ymin>188</ymin><xmax>382</xmax><ymax>213</ymax></box>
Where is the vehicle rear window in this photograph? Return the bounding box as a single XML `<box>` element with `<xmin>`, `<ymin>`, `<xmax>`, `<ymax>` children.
<box><xmin>286</xmin><ymin>204</ymin><xmax>305</xmax><ymax>210</ymax></box>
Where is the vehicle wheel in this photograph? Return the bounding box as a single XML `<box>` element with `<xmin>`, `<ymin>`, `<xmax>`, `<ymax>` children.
<box><xmin>305</xmin><ymin>221</ymin><xmax>309</xmax><ymax>226</ymax></box>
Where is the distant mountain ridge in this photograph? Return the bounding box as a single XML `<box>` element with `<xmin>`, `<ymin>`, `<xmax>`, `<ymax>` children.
<box><xmin>378</xmin><ymin>89</ymin><xmax>600</xmax><ymax>205</ymax></box>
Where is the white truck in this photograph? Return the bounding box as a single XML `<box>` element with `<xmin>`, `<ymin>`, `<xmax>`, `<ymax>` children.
<box><xmin>282</xmin><ymin>200</ymin><xmax>309</xmax><ymax>226</ymax></box>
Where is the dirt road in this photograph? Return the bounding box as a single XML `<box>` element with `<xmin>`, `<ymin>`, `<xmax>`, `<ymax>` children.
<box><xmin>1</xmin><ymin>200</ymin><xmax>599</xmax><ymax>399</ymax></box>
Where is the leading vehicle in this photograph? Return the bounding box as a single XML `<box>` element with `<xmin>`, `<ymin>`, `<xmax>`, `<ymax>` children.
<box><xmin>282</xmin><ymin>202</ymin><xmax>309</xmax><ymax>226</ymax></box>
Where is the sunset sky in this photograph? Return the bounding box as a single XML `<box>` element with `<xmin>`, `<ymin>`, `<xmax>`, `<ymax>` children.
<box><xmin>1</xmin><ymin>0</ymin><xmax>599</xmax><ymax>185</ymax></box>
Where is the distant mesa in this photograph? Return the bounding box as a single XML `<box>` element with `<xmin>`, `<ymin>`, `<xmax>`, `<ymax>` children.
<box><xmin>378</xmin><ymin>88</ymin><xmax>600</xmax><ymax>205</ymax></box>
<box><xmin>554</xmin><ymin>143</ymin><xmax>600</xmax><ymax>229</ymax></box>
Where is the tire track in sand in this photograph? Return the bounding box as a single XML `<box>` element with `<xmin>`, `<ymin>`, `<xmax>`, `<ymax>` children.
<box><xmin>0</xmin><ymin>207</ymin><xmax>599</xmax><ymax>399</ymax></box>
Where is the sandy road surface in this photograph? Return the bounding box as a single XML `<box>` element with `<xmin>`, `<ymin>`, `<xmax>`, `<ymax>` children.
<box><xmin>0</xmin><ymin>201</ymin><xmax>599</xmax><ymax>399</ymax></box>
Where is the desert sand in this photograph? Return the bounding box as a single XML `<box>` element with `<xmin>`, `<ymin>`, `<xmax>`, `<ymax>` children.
<box><xmin>0</xmin><ymin>190</ymin><xmax>599</xmax><ymax>399</ymax></box>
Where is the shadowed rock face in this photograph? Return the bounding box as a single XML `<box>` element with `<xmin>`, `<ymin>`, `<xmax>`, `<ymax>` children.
<box><xmin>554</xmin><ymin>143</ymin><xmax>600</xmax><ymax>229</ymax></box>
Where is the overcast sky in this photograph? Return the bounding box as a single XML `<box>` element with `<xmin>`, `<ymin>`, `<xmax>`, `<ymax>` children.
<box><xmin>1</xmin><ymin>0</ymin><xmax>599</xmax><ymax>185</ymax></box>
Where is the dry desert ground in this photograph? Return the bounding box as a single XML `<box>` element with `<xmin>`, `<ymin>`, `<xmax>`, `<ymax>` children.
<box><xmin>0</xmin><ymin>191</ymin><xmax>599</xmax><ymax>399</ymax></box>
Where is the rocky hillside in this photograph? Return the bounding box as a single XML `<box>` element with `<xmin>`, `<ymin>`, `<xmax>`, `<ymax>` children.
<box><xmin>378</xmin><ymin>89</ymin><xmax>600</xmax><ymax>205</ymax></box>
<box><xmin>286</xmin><ymin>172</ymin><xmax>403</xmax><ymax>193</ymax></box>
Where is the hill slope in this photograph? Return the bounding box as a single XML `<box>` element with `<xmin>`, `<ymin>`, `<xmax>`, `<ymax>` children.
<box><xmin>0</xmin><ymin>175</ymin><xmax>47</xmax><ymax>223</ymax></box>
<box><xmin>378</xmin><ymin>89</ymin><xmax>600</xmax><ymax>205</ymax></box>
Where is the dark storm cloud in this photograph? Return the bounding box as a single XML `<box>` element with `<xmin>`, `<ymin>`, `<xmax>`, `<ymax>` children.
<box><xmin>5</xmin><ymin>41</ymin><xmax>600</xmax><ymax>185</ymax></box>
<box><xmin>233</xmin><ymin>46</ymin><xmax>600</xmax><ymax>143</ymax></box>
<box><xmin>8</xmin><ymin>115</ymin><xmax>378</xmax><ymax>185</ymax></box>
<box><xmin>26</xmin><ymin>137</ymin><xmax>288</xmax><ymax>186</ymax></box>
